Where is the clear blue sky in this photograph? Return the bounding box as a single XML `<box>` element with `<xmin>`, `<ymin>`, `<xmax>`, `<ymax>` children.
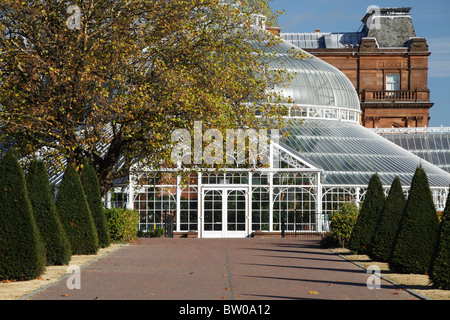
<box><xmin>269</xmin><ymin>0</ymin><xmax>450</xmax><ymax>127</ymax></box>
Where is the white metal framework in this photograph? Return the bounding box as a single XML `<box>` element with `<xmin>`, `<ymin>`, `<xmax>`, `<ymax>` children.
<box><xmin>106</xmin><ymin>139</ymin><xmax>450</xmax><ymax>238</ymax></box>
<box><xmin>104</xmin><ymin>32</ymin><xmax>450</xmax><ymax>238</ymax></box>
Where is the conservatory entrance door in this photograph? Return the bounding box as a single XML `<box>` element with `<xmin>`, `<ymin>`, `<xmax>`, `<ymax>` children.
<box><xmin>201</xmin><ymin>188</ymin><xmax>248</xmax><ymax>238</ymax></box>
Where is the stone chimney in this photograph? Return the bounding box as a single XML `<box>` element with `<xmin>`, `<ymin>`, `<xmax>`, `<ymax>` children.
<box><xmin>361</xmin><ymin>7</ymin><xmax>416</xmax><ymax>47</ymax></box>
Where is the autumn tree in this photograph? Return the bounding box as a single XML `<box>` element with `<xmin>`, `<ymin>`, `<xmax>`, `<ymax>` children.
<box><xmin>0</xmin><ymin>0</ymin><xmax>292</xmax><ymax>195</ymax></box>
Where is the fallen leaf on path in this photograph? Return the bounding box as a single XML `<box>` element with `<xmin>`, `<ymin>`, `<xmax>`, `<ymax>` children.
<box><xmin>309</xmin><ymin>291</ymin><xmax>319</xmax><ymax>295</ymax></box>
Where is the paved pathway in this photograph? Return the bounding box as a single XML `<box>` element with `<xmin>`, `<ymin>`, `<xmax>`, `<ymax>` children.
<box><xmin>28</xmin><ymin>237</ymin><xmax>419</xmax><ymax>301</ymax></box>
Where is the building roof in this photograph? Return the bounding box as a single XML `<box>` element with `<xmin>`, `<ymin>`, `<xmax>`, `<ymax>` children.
<box><xmin>281</xmin><ymin>32</ymin><xmax>364</xmax><ymax>49</ymax></box>
<box><xmin>261</xmin><ymin>37</ymin><xmax>361</xmax><ymax>113</ymax></box>
<box><xmin>281</xmin><ymin>119</ymin><xmax>450</xmax><ymax>187</ymax></box>
<box><xmin>376</xmin><ymin>128</ymin><xmax>450</xmax><ymax>174</ymax></box>
<box><xmin>280</xmin><ymin>7</ymin><xmax>418</xmax><ymax>49</ymax></box>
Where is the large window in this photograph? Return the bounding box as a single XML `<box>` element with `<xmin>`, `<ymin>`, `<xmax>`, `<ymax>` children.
<box><xmin>386</xmin><ymin>73</ymin><xmax>400</xmax><ymax>98</ymax></box>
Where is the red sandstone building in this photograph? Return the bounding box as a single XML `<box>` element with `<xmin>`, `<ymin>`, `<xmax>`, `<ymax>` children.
<box><xmin>281</xmin><ymin>6</ymin><xmax>433</xmax><ymax>129</ymax></box>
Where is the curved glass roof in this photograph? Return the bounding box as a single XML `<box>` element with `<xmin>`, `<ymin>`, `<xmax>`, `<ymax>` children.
<box><xmin>281</xmin><ymin>119</ymin><xmax>450</xmax><ymax>187</ymax></box>
<box><xmin>264</xmin><ymin>38</ymin><xmax>361</xmax><ymax>114</ymax></box>
<box><xmin>381</xmin><ymin>132</ymin><xmax>450</xmax><ymax>173</ymax></box>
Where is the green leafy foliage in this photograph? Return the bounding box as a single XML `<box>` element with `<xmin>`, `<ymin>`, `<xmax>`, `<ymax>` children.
<box><xmin>0</xmin><ymin>151</ymin><xmax>46</xmax><ymax>280</ymax></box>
<box><xmin>370</xmin><ymin>177</ymin><xmax>406</xmax><ymax>262</ymax></box>
<box><xmin>104</xmin><ymin>208</ymin><xmax>139</xmax><ymax>242</ymax></box>
<box><xmin>138</xmin><ymin>227</ymin><xmax>165</xmax><ymax>238</ymax></box>
<box><xmin>329</xmin><ymin>203</ymin><xmax>359</xmax><ymax>248</ymax></box>
<box><xmin>389</xmin><ymin>166</ymin><xmax>440</xmax><ymax>274</ymax></box>
<box><xmin>319</xmin><ymin>233</ymin><xmax>340</xmax><ymax>249</ymax></box>
<box><xmin>55</xmin><ymin>163</ymin><xmax>98</xmax><ymax>255</ymax></box>
<box><xmin>428</xmin><ymin>186</ymin><xmax>450</xmax><ymax>289</ymax></box>
<box><xmin>80</xmin><ymin>160</ymin><xmax>110</xmax><ymax>248</ymax></box>
<box><xmin>26</xmin><ymin>160</ymin><xmax>71</xmax><ymax>266</ymax></box>
<box><xmin>349</xmin><ymin>174</ymin><xmax>385</xmax><ymax>254</ymax></box>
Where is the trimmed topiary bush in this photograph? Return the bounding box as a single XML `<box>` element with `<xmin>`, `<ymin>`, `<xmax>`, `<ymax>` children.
<box><xmin>329</xmin><ymin>203</ymin><xmax>359</xmax><ymax>248</ymax></box>
<box><xmin>26</xmin><ymin>160</ymin><xmax>72</xmax><ymax>266</ymax></box>
<box><xmin>370</xmin><ymin>176</ymin><xmax>406</xmax><ymax>262</ymax></box>
<box><xmin>0</xmin><ymin>150</ymin><xmax>46</xmax><ymax>280</ymax></box>
<box><xmin>349</xmin><ymin>173</ymin><xmax>385</xmax><ymax>254</ymax></box>
<box><xmin>80</xmin><ymin>160</ymin><xmax>110</xmax><ymax>248</ymax></box>
<box><xmin>428</xmin><ymin>187</ymin><xmax>450</xmax><ymax>289</ymax></box>
<box><xmin>319</xmin><ymin>233</ymin><xmax>340</xmax><ymax>249</ymax></box>
<box><xmin>104</xmin><ymin>207</ymin><xmax>139</xmax><ymax>242</ymax></box>
<box><xmin>56</xmin><ymin>163</ymin><xmax>98</xmax><ymax>255</ymax></box>
<box><xmin>389</xmin><ymin>166</ymin><xmax>440</xmax><ymax>274</ymax></box>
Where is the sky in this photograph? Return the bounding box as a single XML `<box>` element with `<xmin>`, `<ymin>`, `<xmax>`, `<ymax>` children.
<box><xmin>268</xmin><ymin>0</ymin><xmax>450</xmax><ymax>127</ymax></box>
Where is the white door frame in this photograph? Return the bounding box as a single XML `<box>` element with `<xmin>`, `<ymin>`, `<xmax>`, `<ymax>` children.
<box><xmin>200</xmin><ymin>186</ymin><xmax>249</xmax><ymax>238</ymax></box>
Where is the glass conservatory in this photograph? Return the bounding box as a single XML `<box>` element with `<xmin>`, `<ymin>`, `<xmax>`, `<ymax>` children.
<box><xmin>106</xmin><ymin>34</ymin><xmax>450</xmax><ymax>238</ymax></box>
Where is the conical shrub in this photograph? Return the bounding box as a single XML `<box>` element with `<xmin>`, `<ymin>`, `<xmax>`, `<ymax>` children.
<box><xmin>26</xmin><ymin>160</ymin><xmax>72</xmax><ymax>265</ymax></box>
<box><xmin>56</xmin><ymin>163</ymin><xmax>98</xmax><ymax>255</ymax></box>
<box><xmin>0</xmin><ymin>150</ymin><xmax>46</xmax><ymax>280</ymax></box>
<box><xmin>428</xmin><ymin>187</ymin><xmax>450</xmax><ymax>289</ymax></box>
<box><xmin>389</xmin><ymin>166</ymin><xmax>440</xmax><ymax>274</ymax></box>
<box><xmin>80</xmin><ymin>160</ymin><xmax>110</xmax><ymax>248</ymax></box>
<box><xmin>370</xmin><ymin>176</ymin><xmax>406</xmax><ymax>262</ymax></box>
<box><xmin>349</xmin><ymin>173</ymin><xmax>385</xmax><ymax>254</ymax></box>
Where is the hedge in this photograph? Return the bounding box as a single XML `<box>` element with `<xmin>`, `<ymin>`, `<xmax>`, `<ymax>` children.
<box><xmin>80</xmin><ymin>160</ymin><xmax>110</xmax><ymax>248</ymax></box>
<box><xmin>329</xmin><ymin>203</ymin><xmax>359</xmax><ymax>248</ymax></box>
<box><xmin>428</xmin><ymin>185</ymin><xmax>450</xmax><ymax>289</ymax></box>
<box><xmin>389</xmin><ymin>166</ymin><xmax>440</xmax><ymax>274</ymax></box>
<box><xmin>26</xmin><ymin>160</ymin><xmax>72</xmax><ymax>266</ymax></box>
<box><xmin>104</xmin><ymin>207</ymin><xmax>139</xmax><ymax>242</ymax></box>
<box><xmin>0</xmin><ymin>151</ymin><xmax>46</xmax><ymax>280</ymax></box>
<box><xmin>370</xmin><ymin>176</ymin><xmax>406</xmax><ymax>262</ymax></box>
<box><xmin>56</xmin><ymin>163</ymin><xmax>98</xmax><ymax>255</ymax></box>
<box><xmin>349</xmin><ymin>173</ymin><xmax>385</xmax><ymax>254</ymax></box>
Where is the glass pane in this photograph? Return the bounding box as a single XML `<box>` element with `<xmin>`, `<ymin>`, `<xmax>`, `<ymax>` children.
<box><xmin>227</xmin><ymin>190</ymin><xmax>246</xmax><ymax>231</ymax></box>
<box><xmin>252</xmin><ymin>187</ymin><xmax>270</xmax><ymax>231</ymax></box>
<box><xmin>204</xmin><ymin>190</ymin><xmax>222</xmax><ymax>231</ymax></box>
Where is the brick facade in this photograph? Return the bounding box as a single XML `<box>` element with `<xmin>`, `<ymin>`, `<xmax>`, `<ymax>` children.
<box><xmin>280</xmin><ymin>7</ymin><xmax>433</xmax><ymax>129</ymax></box>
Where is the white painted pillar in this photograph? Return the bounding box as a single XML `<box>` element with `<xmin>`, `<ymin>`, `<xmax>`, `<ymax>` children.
<box><xmin>127</xmin><ymin>173</ymin><xmax>134</xmax><ymax>210</ymax></box>
<box><xmin>106</xmin><ymin>190</ymin><xmax>112</xmax><ymax>209</ymax></box>
<box><xmin>248</xmin><ymin>172</ymin><xmax>252</xmax><ymax>237</ymax></box>
<box><xmin>176</xmin><ymin>174</ymin><xmax>181</xmax><ymax>233</ymax></box>
<box><xmin>269</xmin><ymin>171</ymin><xmax>274</xmax><ymax>232</ymax></box>
<box><xmin>316</xmin><ymin>172</ymin><xmax>323</xmax><ymax>233</ymax></box>
<box><xmin>198</xmin><ymin>172</ymin><xmax>202</xmax><ymax>238</ymax></box>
